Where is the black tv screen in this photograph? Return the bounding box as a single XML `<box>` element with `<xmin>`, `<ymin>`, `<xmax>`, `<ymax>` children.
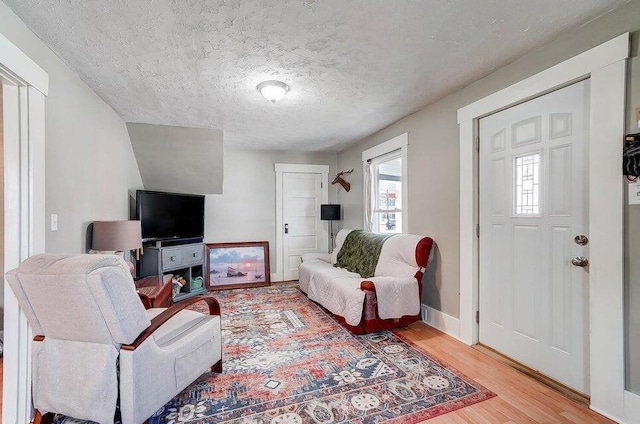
<box><xmin>136</xmin><ymin>190</ymin><xmax>205</xmax><ymax>241</ymax></box>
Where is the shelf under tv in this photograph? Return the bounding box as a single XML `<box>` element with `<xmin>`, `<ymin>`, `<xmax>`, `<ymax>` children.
<box><xmin>173</xmin><ymin>287</ymin><xmax>207</xmax><ymax>302</ymax></box>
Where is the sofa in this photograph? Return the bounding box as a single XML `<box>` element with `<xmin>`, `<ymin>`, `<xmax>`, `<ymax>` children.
<box><xmin>299</xmin><ymin>229</ymin><xmax>434</xmax><ymax>334</ymax></box>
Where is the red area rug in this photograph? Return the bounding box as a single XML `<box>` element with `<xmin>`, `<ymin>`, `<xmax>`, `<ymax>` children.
<box><xmin>148</xmin><ymin>284</ymin><xmax>495</xmax><ymax>423</ymax></box>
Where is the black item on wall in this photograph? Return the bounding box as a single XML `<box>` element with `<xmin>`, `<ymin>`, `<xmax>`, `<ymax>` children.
<box><xmin>623</xmin><ymin>132</ymin><xmax>640</xmax><ymax>181</ymax></box>
<box><xmin>136</xmin><ymin>190</ymin><xmax>205</xmax><ymax>242</ymax></box>
<box><xmin>321</xmin><ymin>204</ymin><xmax>341</xmax><ymax>221</ymax></box>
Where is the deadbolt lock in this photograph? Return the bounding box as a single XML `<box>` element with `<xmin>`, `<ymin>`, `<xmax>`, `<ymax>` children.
<box><xmin>574</xmin><ymin>235</ymin><xmax>588</xmax><ymax>246</ymax></box>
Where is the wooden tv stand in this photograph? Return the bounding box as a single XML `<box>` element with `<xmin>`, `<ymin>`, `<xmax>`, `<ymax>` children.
<box><xmin>139</xmin><ymin>240</ymin><xmax>207</xmax><ymax>302</ymax></box>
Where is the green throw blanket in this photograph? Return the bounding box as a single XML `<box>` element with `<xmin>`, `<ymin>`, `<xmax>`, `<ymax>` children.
<box><xmin>335</xmin><ymin>230</ymin><xmax>392</xmax><ymax>278</ymax></box>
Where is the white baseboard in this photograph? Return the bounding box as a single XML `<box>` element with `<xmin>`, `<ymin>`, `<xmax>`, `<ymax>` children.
<box><xmin>624</xmin><ymin>390</ymin><xmax>640</xmax><ymax>424</ymax></box>
<box><xmin>421</xmin><ymin>304</ymin><xmax>462</xmax><ymax>342</ymax></box>
<box><xmin>591</xmin><ymin>390</ymin><xmax>640</xmax><ymax>424</ymax></box>
<box><xmin>591</xmin><ymin>405</ymin><xmax>623</xmax><ymax>423</ymax></box>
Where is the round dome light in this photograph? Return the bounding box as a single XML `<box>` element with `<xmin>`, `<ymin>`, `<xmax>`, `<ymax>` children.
<box><xmin>257</xmin><ymin>80</ymin><xmax>290</xmax><ymax>103</ymax></box>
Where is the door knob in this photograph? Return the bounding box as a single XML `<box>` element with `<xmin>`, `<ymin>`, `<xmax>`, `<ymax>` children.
<box><xmin>571</xmin><ymin>256</ymin><xmax>589</xmax><ymax>267</ymax></box>
<box><xmin>284</xmin><ymin>223</ymin><xmax>289</xmax><ymax>234</ymax></box>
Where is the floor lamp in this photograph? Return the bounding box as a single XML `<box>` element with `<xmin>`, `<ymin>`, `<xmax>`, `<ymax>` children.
<box><xmin>321</xmin><ymin>204</ymin><xmax>341</xmax><ymax>253</ymax></box>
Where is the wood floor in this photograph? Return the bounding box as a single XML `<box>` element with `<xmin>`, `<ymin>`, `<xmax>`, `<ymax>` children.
<box><xmin>397</xmin><ymin>322</ymin><xmax>612</xmax><ymax>423</ymax></box>
<box><xmin>0</xmin><ymin>323</ymin><xmax>612</xmax><ymax>423</ymax></box>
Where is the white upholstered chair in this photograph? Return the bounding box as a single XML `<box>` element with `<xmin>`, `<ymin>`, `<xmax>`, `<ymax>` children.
<box><xmin>5</xmin><ymin>253</ymin><xmax>222</xmax><ymax>424</ymax></box>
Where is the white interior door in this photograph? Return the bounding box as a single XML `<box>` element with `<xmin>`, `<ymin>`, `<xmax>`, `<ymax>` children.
<box><xmin>282</xmin><ymin>172</ymin><xmax>323</xmax><ymax>281</ymax></box>
<box><xmin>479</xmin><ymin>80</ymin><xmax>590</xmax><ymax>393</ymax></box>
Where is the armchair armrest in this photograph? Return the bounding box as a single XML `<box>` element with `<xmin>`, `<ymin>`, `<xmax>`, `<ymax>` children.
<box><xmin>121</xmin><ymin>295</ymin><xmax>220</xmax><ymax>351</ymax></box>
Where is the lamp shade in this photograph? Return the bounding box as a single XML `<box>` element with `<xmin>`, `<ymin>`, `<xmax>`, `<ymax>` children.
<box><xmin>320</xmin><ymin>204</ymin><xmax>341</xmax><ymax>221</ymax></box>
<box><xmin>92</xmin><ymin>220</ymin><xmax>142</xmax><ymax>252</ymax></box>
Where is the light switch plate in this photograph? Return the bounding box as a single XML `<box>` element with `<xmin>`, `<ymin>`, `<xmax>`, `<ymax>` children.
<box><xmin>50</xmin><ymin>214</ymin><xmax>58</xmax><ymax>231</ymax></box>
<box><xmin>629</xmin><ymin>182</ymin><xmax>640</xmax><ymax>205</ymax></box>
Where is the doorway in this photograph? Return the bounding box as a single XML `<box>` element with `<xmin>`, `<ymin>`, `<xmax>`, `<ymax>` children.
<box><xmin>0</xmin><ymin>82</ymin><xmax>4</xmax><ymax>418</ymax></box>
<box><xmin>458</xmin><ymin>33</ymin><xmax>628</xmax><ymax>417</ymax></box>
<box><xmin>1</xmin><ymin>33</ymin><xmax>48</xmax><ymax>423</ymax></box>
<box><xmin>1</xmin><ymin>83</ymin><xmax>4</xmax><ymax>349</ymax></box>
<box><xmin>274</xmin><ymin>164</ymin><xmax>329</xmax><ymax>282</ymax></box>
<box><xmin>478</xmin><ymin>80</ymin><xmax>590</xmax><ymax>393</ymax></box>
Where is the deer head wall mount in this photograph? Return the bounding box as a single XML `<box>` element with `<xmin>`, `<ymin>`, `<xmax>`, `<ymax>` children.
<box><xmin>332</xmin><ymin>169</ymin><xmax>354</xmax><ymax>192</ymax></box>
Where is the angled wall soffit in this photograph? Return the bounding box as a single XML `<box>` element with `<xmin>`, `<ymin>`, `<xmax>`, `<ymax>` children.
<box><xmin>127</xmin><ymin>123</ymin><xmax>223</xmax><ymax>195</ymax></box>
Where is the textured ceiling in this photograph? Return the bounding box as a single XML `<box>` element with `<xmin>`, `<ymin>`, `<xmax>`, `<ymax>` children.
<box><xmin>3</xmin><ymin>0</ymin><xmax>630</xmax><ymax>151</ymax></box>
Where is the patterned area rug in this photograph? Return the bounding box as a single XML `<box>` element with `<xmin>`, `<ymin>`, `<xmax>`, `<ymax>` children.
<box><xmin>147</xmin><ymin>284</ymin><xmax>495</xmax><ymax>423</ymax></box>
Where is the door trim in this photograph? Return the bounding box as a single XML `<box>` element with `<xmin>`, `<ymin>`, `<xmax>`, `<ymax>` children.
<box><xmin>458</xmin><ymin>33</ymin><xmax>628</xmax><ymax>419</ymax></box>
<box><xmin>274</xmin><ymin>163</ymin><xmax>329</xmax><ymax>282</ymax></box>
<box><xmin>1</xmin><ymin>32</ymin><xmax>48</xmax><ymax>424</ymax></box>
<box><xmin>0</xmin><ymin>34</ymin><xmax>48</xmax><ymax>95</ymax></box>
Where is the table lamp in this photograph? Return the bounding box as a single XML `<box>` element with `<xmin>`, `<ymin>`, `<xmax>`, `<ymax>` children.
<box><xmin>91</xmin><ymin>220</ymin><xmax>143</xmax><ymax>268</ymax></box>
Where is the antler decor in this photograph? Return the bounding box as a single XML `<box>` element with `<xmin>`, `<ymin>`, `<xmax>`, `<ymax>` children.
<box><xmin>332</xmin><ymin>169</ymin><xmax>354</xmax><ymax>192</ymax></box>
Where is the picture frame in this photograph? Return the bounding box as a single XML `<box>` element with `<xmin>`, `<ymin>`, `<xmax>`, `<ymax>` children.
<box><xmin>205</xmin><ymin>241</ymin><xmax>271</xmax><ymax>290</ymax></box>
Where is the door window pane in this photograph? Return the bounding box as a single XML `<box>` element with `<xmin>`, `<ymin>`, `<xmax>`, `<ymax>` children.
<box><xmin>514</xmin><ymin>153</ymin><xmax>540</xmax><ymax>215</ymax></box>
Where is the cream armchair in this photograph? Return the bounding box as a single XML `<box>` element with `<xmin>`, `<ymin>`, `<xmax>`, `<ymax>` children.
<box><xmin>6</xmin><ymin>254</ymin><xmax>222</xmax><ymax>424</ymax></box>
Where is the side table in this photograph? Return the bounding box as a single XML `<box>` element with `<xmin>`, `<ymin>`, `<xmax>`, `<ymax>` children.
<box><xmin>135</xmin><ymin>274</ymin><xmax>173</xmax><ymax>309</ymax></box>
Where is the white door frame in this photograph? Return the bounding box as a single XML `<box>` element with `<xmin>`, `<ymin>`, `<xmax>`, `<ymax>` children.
<box><xmin>274</xmin><ymin>163</ymin><xmax>329</xmax><ymax>282</ymax></box>
<box><xmin>1</xmin><ymin>33</ymin><xmax>48</xmax><ymax>424</ymax></box>
<box><xmin>458</xmin><ymin>33</ymin><xmax>629</xmax><ymax>420</ymax></box>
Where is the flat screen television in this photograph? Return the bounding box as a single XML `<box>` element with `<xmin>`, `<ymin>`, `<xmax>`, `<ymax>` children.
<box><xmin>136</xmin><ymin>190</ymin><xmax>205</xmax><ymax>242</ymax></box>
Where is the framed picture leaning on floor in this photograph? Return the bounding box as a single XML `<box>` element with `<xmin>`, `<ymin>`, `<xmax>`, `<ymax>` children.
<box><xmin>205</xmin><ymin>241</ymin><xmax>270</xmax><ymax>290</ymax></box>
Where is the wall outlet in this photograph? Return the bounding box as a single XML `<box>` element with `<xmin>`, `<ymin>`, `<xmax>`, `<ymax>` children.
<box><xmin>50</xmin><ymin>214</ymin><xmax>58</xmax><ymax>231</ymax></box>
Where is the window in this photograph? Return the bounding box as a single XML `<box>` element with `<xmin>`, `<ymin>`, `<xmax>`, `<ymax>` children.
<box><xmin>362</xmin><ymin>133</ymin><xmax>408</xmax><ymax>234</ymax></box>
<box><xmin>370</xmin><ymin>153</ymin><xmax>403</xmax><ymax>233</ymax></box>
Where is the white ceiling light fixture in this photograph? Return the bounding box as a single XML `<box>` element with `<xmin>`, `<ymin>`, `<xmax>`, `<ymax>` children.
<box><xmin>257</xmin><ymin>80</ymin><xmax>290</xmax><ymax>103</ymax></box>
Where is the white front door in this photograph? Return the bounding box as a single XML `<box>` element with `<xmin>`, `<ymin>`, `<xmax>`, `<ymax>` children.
<box><xmin>479</xmin><ymin>80</ymin><xmax>590</xmax><ymax>393</ymax></box>
<box><xmin>282</xmin><ymin>172</ymin><xmax>323</xmax><ymax>281</ymax></box>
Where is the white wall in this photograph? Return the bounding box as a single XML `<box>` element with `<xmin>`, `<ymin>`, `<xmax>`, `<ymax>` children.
<box><xmin>337</xmin><ymin>2</ymin><xmax>640</xmax><ymax>321</ymax></box>
<box><xmin>205</xmin><ymin>148</ymin><xmax>338</xmax><ymax>276</ymax></box>
<box><xmin>0</xmin><ymin>2</ymin><xmax>143</xmax><ymax>254</ymax></box>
